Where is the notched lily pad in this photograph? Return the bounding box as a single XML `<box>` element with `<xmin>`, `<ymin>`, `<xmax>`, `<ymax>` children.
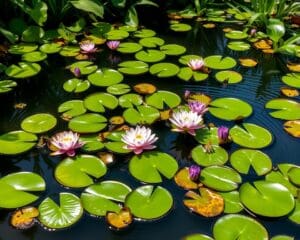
<box><xmin>265</xmin><ymin>99</ymin><xmax>300</xmax><ymax>120</ymax></box>
<box><xmin>215</xmin><ymin>70</ymin><xmax>242</xmax><ymax>84</ymax></box>
<box><xmin>22</xmin><ymin>51</ymin><xmax>47</xmax><ymax>62</ymax></box>
<box><xmin>5</xmin><ymin>62</ymin><xmax>41</xmax><ymax>78</ymax></box>
<box><xmin>284</xmin><ymin>120</ymin><xmax>300</xmax><ymax>138</ymax></box>
<box><xmin>150</xmin><ymin>62</ymin><xmax>180</xmax><ymax>78</ymax></box>
<box><xmin>84</xmin><ymin>92</ymin><xmax>118</xmax><ymax>113</ymax></box>
<box><xmin>145</xmin><ymin>90</ymin><xmax>181</xmax><ymax>110</ymax></box>
<box><xmin>160</xmin><ymin>44</ymin><xmax>186</xmax><ymax>56</ymax></box>
<box><xmin>68</xmin><ymin>113</ymin><xmax>107</xmax><ymax>133</ymax></box>
<box><xmin>10</xmin><ymin>206</ymin><xmax>39</xmax><ymax>229</ymax></box>
<box><xmin>192</xmin><ymin>145</ymin><xmax>228</xmax><ymax>167</ymax></box>
<box><xmin>123</xmin><ymin>106</ymin><xmax>160</xmax><ymax>125</ymax></box>
<box><xmin>170</xmin><ymin>23</ymin><xmax>192</xmax><ymax>32</ymax></box>
<box><xmin>106</xmin><ymin>207</ymin><xmax>133</xmax><ymax>230</ymax></box>
<box><xmin>135</xmin><ymin>49</ymin><xmax>166</xmax><ymax>63</ymax></box>
<box><xmin>63</xmin><ymin>78</ymin><xmax>90</xmax><ymax>93</ymax></box>
<box><xmin>88</xmin><ymin>69</ymin><xmax>124</xmax><ymax>87</ymax></box>
<box><xmin>21</xmin><ymin>113</ymin><xmax>57</xmax><ymax>134</ymax></box>
<box><xmin>58</xmin><ymin>100</ymin><xmax>87</xmax><ymax>118</ymax></box>
<box><xmin>174</xmin><ymin>167</ymin><xmax>199</xmax><ymax>190</ymax></box>
<box><xmin>9</xmin><ymin>43</ymin><xmax>38</xmax><ymax>54</ymax></box>
<box><xmin>133</xmin><ymin>83</ymin><xmax>156</xmax><ymax>95</ymax></box>
<box><xmin>139</xmin><ymin>37</ymin><xmax>165</xmax><ymax>48</ymax></box>
<box><xmin>69</xmin><ymin>61</ymin><xmax>97</xmax><ymax>75</ymax></box>
<box><xmin>204</xmin><ymin>55</ymin><xmax>236</xmax><ymax>70</ymax></box>
<box><xmin>117</xmin><ymin>42</ymin><xmax>142</xmax><ymax>54</ymax></box>
<box><xmin>107</xmin><ymin>83</ymin><xmax>131</xmax><ymax>95</ymax></box>
<box><xmin>118</xmin><ymin>61</ymin><xmax>149</xmax><ymax>75</ymax></box>
<box><xmin>0</xmin><ymin>80</ymin><xmax>17</xmax><ymax>93</ymax></box>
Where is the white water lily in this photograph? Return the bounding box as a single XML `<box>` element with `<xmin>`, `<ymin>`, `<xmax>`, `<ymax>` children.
<box><xmin>121</xmin><ymin>126</ymin><xmax>158</xmax><ymax>155</ymax></box>
<box><xmin>169</xmin><ymin>110</ymin><xmax>204</xmax><ymax>136</ymax></box>
<box><xmin>187</xmin><ymin>58</ymin><xmax>205</xmax><ymax>71</ymax></box>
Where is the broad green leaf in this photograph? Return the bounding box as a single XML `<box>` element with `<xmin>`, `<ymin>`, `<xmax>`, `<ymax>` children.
<box><xmin>282</xmin><ymin>73</ymin><xmax>300</xmax><ymax>88</ymax></box>
<box><xmin>69</xmin><ymin>61</ymin><xmax>97</xmax><ymax>75</ymax></box>
<box><xmin>134</xmin><ymin>29</ymin><xmax>156</xmax><ymax>38</ymax></box>
<box><xmin>58</xmin><ymin>100</ymin><xmax>87</xmax><ymax>118</ymax></box>
<box><xmin>204</xmin><ymin>55</ymin><xmax>236</xmax><ymax>70</ymax></box>
<box><xmin>107</xmin><ymin>83</ymin><xmax>131</xmax><ymax>95</ymax></box>
<box><xmin>117</xmin><ymin>42</ymin><xmax>142</xmax><ymax>54</ymax></box>
<box><xmin>145</xmin><ymin>90</ymin><xmax>181</xmax><ymax>109</ymax></box>
<box><xmin>21</xmin><ymin>113</ymin><xmax>57</xmax><ymax>134</ymax></box>
<box><xmin>105</xmin><ymin>30</ymin><xmax>129</xmax><ymax>40</ymax></box>
<box><xmin>84</xmin><ymin>92</ymin><xmax>118</xmax><ymax>113</ymax></box>
<box><xmin>225</xmin><ymin>30</ymin><xmax>248</xmax><ymax>40</ymax></box>
<box><xmin>123</xmin><ymin>106</ymin><xmax>160</xmax><ymax>125</ymax></box>
<box><xmin>160</xmin><ymin>44</ymin><xmax>186</xmax><ymax>56</ymax></box>
<box><xmin>219</xmin><ymin>191</ymin><xmax>243</xmax><ymax>214</ymax></box>
<box><xmin>22</xmin><ymin>51</ymin><xmax>47</xmax><ymax>62</ymax></box>
<box><xmin>135</xmin><ymin>49</ymin><xmax>166</xmax><ymax>63</ymax></box>
<box><xmin>119</xmin><ymin>93</ymin><xmax>143</xmax><ymax>108</ymax></box>
<box><xmin>227</xmin><ymin>41</ymin><xmax>251</xmax><ymax>51</ymax></box>
<box><xmin>5</xmin><ymin>62</ymin><xmax>41</xmax><ymax>78</ymax></box>
<box><xmin>9</xmin><ymin>43</ymin><xmax>38</xmax><ymax>54</ymax></box>
<box><xmin>150</xmin><ymin>62</ymin><xmax>180</xmax><ymax>78</ymax></box>
<box><xmin>68</xmin><ymin>113</ymin><xmax>107</xmax><ymax>133</ymax></box>
<box><xmin>88</xmin><ymin>69</ymin><xmax>123</xmax><ymax>87</ymax></box>
<box><xmin>71</xmin><ymin>0</ymin><xmax>104</xmax><ymax>18</ymax></box>
<box><xmin>139</xmin><ymin>37</ymin><xmax>165</xmax><ymax>48</ymax></box>
<box><xmin>63</xmin><ymin>78</ymin><xmax>90</xmax><ymax>93</ymax></box>
<box><xmin>265</xmin><ymin>99</ymin><xmax>300</xmax><ymax>120</ymax></box>
<box><xmin>22</xmin><ymin>26</ymin><xmax>44</xmax><ymax>42</ymax></box>
<box><xmin>170</xmin><ymin>23</ymin><xmax>192</xmax><ymax>32</ymax></box>
<box><xmin>192</xmin><ymin>145</ymin><xmax>228</xmax><ymax>166</ymax></box>
<box><xmin>118</xmin><ymin>61</ymin><xmax>149</xmax><ymax>75</ymax></box>
<box><xmin>0</xmin><ymin>80</ymin><xmax>17</xmax><ymax>93</ymax></box>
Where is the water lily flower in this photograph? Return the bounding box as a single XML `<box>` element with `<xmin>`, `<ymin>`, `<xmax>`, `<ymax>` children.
<box><xmin>106</xmin><ymin>40</ymin><xmax>120</xmax><ymax>50</ymax></box>
<box><xmin>187</xmin><ymin>58</ymin><xmax>205</xmax><ymax>71</ymax></box>
<box><xmin>189</xmin><ymin>165</ymin><xmax>201</xmax><ymax>181</ymax></box>
<box><xmin>188</xmin><ymin>101</ymin><xmax>208</xmax><ymax>115</ymax></box>
<box><xmin>121</xmin><ymin>126</ymin><xmax>158</xmax><ymax>155</ymax></box>
<box><xmin>218</xmin><ymin>126</ymin><xmax>230</xmax><ymax>144</ymax></box>
<box><xmin>80</xmin><ymin>41</ymin><xmax>97</xmax><ymax>54</ymax></box>
<box><xmin>250</xmin><ymin>28</ymin><xmax>257</xmax><ymax>37</ymax></box>
<box><xmin>73</xmin><ymin>67</ymin><xmax>81</xmax><ymax>78</ymax></box>
<box><xmin>184</xmin><ymin>90</ymin><xmax>191</xmax><ymax>99</ymax></box>
<box><xmin>169</xmin><ymin>110</ymin><xmax>204</xmax><ymax>136</ymax></box>
<box><xmin>49</xmin><ymin>131</ymin><xmax>84</xmax><ymax>157</ymax></box>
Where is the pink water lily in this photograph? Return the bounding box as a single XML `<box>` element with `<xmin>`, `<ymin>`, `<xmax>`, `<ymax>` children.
<box><xmin>218</xmin><ymin>126</ymin><xmax>230</xmax><ymax>144</ymax></box>
<box><xmin>169</xmin><ymin>110</ymin><xmax>204</xmax><ymax>136</ymax></box>
<box><xmin>106</xmin><ymin>40</ymin><xmax>120</xmax><ymax>50</ymax></box>
<box><xmin>187</xmin><ymin>58</ymin><xmax>205</xmax><ymax>71</ymax></box>
<box><xmin>188</xmin><ymin>101</ymin><xmax>208</xmax><ymax>115</ymax></box>
<box><xmin>49</xmin><ymin>131</ymin><xmax>84</xmax><ymax>157</ymax></box>
<box><xmin>72</xmin><ymin>67</ymin><xmax>81</xmax><ymax>77</ymax></box>
<box><xmin>80</xmin><ymin>41</ymin><xmax>97</xmax><ymax>54</ymax></box>
<box><xmin>121</xmin><ymin>126</ymin><xmax>158</xmax><ymax>155</ymax></box>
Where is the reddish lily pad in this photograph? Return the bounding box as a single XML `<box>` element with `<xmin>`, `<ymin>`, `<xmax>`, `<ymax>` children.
<box><xmin>174</xmin><ymin>167</ymin><xmax>199</xmax><ymax>190</ymax></box>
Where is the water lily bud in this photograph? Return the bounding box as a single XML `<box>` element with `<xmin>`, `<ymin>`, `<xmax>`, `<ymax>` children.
<box><xmin>189</xmin><ymin>165</ymin><xmax>201</xmax><ymax>181</ymax></box>
<box><xmin>73</xmin><ymin>67</ymin><xmax>81</xmax><ymax>78</ymax></box>
<box><xmin>218</xmin><ymin>126</ymin><xmax>229</xmax><ymax>144</ymax></box>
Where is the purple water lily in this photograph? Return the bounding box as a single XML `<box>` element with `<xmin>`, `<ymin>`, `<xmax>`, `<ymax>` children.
<box><xmin>189</xmin><ymin>165</ymin><xmax>201</xmax><ymax>181</ymax></box>
<box><xmin>188</xmin><ymin>101</ymin><xmax>208</xmax><ymax>115</ymax></box>
<box><xmin>106</xmin><ymin>40</ymin><xmax>120</xmax><ymax>50</ymax></box>
<box><xmin>73</xmin><ymin>67</ymin><xmax>81</xmax><ymax>78</ymax></box>
<box><xmin>218</xmin><ymin>126</ymin><xmax>230</xmax><ymax>144</ymax></box>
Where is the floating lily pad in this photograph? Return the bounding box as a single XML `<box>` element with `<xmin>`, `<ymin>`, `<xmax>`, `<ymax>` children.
<box><xmin>22</xmin><ymin>51</ymin><xmax>47</xmax><ymax>62</ymax></box>
<box><xmin>38</xmin><ymin>192</ymin><xmax>83</xmax><ymax>229</ymax></box>
<box><xmin>118</xmin><ymin>61</ymin><xmax>149</xmax><ymax>75</ymax></box>
<box><xmin>174</xmin><ymin>167</ymin><xmax>198</xmax><ymax>190</ymax></box>
<box><xmin>55</xmin><ymin>154</ymin><xmax>107</xmax><ymax>188</ymax></box>
<box><xmin>150</xmin><ymin>62</ymin><xmax>180</xmax><ymax>77</ymax></box>
<box><xmin>215</xmin><ymin>70</ymin><xmax>243</xmax><ymax>84</ymax></box>
<box><xmin>177</xmin><ymin>67</ymin><xmax>209</xmax><ymax>82</ymax></box>
<box><xmin>59</xmin><ymin>46</ymin><xmax>80</xmax><ymax>57</ymax></box>
<box><xmin>68</xmin><ymin>113</ymin><xmax>107</xmax><ymax>133</ymax></box>
<box><xmin>230</xmin><ymin>149</ymin><xmax>272</xmax><ymax>175</ymax></box>
<box><xmin>58</xmin><ymin>100</ymin><xmax>87</xmax><ymax>118</ymax></box>
<box><xmin>0</xmin><ymin>80</ymin><xmax>17</xmax><ymax>93</ymax></box>
<box><xmin>287</xmin><ymin>167</ymin><xmax>300</xmax><ymax>186</ymax></box>
<box><xmin>192</xmin><ymin>145</ymin><xmax>228</xmax><ymax>166</ymax></box>
<box><xmin>125</xmin><ymin>185</ymin><xmax>173</xmax><ymax>220</ymax></box>
<box><xmin>106</xmin><ymin>207</ymin><xmax>133</xmax><ymax>230</ymax></box>
<box><xmin>170</xmin><ymin>23</ymin><xmax>192</xmax><ymax>32</ymax></box>
<box><xmin>21</xmin><ymin>113</ymin><xmax>57</xmax><ymax>134</ymax></box>
<box><xmin>123</xmin><ymin>106</ymin><xmax>160</xmax><ymax>125</ymax></box>
<box><xmin>209</xmin><ymin>97</ymin><xmax>252</xmax><ymax>121</ymax></box>
<box><xmin>0</xmin><ymin>172</ymin><xmax>45</xmax><ymax>208</ymax></box>
<box><xmin>201</xmin><ymin>166</ymin><xmax>242</xmax><ymax>191</ymax></box>
<box><xmin>63</xmin><ymin>78</ymin><xmax>90</xmax><ymax>93</ymax></box>
<box><xmin>80</xmin><ymin>134</ymin><xmax>104</xmax><ymax>152</ymax></box>
<box><xmin>119</xmin><ymin>25</ymin><xmax>137</xmax><ymax>32</ymax></box>
<box><xmin>213</xmin><ymin>214</ymin><xmax>268</xmax><ymax>240</ymax></box>
<box><xmin>225</xmin><ymin>30</ymin><xmax>248</xmax><ymax>40</ymax></box>
<box><xmin>183</xmin><ymin>234</ymin><xmax>214</xmax><ymax>240</ymax></box>
<box><xmin>282</xmin><ymin>73</ymin><xmax>300</xmax><ymax>88</ymax></box>
<box><xmin>179</xmin><ymin>55</ymin><xmax>203</xmax><ymax>65</ymax></box>
<box><xmin>88</xmin><ymin>69</ymin><xmax>124</xmax><ymax>87</ymax></box>
<box><xmin>145</xmin><ymin>90</ymin><xmax>181</xmax><ymax>109</ymax></box>
<box><xmin>10</xmin><ymin>206</ymin><xmax>39</xmax><ymax>229</ymax></box>
<box><xmin>105</xmin><ymin>141</ymin><xmax>131</xmax><ymax>154</ymax></box>
<box><xmin>133</xmin><ymin>83</ymin><xmax>157</xmax><ymax>95</ymax></box>
<box><xmin>219</xmin><ymin>191</ymin><xmax>243</xmax><ymax>214</ymax></box>
<box><xmin>8</xmin><ymin>43</ymin><xmax>38</xmax><ymax>54</ymax></box>
<box><xmin>284</xmin><ymin>120</ymin><xmax>300</xmax><ymax>138</ymax></box>
<box><xmin>69</xmin><ymin>61</ymin><xmax>97</xmax><ymax>75</ymax></box>
<box><xmin>230</xmin><ymin>123</ymin><xmax>273</xmax><ymax>149</ymax></box>
<box><xmin>105</xmin><ymin>30</ymin><xmax>129</xmax><ymax>40</ymax></box>
<box><xmin>139</xmin><ymin>37</ymin><xmax>165</xmax><ymax>48</ymax></box>
<box><xmin>265</xmin><ymin>99</ymin><xmax>300</xmax><ymax>120</ymax></box>
<box><xmin>84</xmin><ymin>92</ymin><xmax>118</xmax><ymax>113</ymax></box>
<box><xmin>271</xmin><ymin>236</ymin><xmax>294</xmax><ymax>240</ymax></box>
<box><xmin>135</xmin><ymin>49</ymin><xmax>166</xmax><ymax>63</ymax></box>
<box><xmin>117</xmin><ymin>42</ymin><xmax>142</xmax><ymax>54</ymax></box>
<box><xmin>239</xmin><ymin>181</ymin><xmax>295</xmax><ymax>217</ymax></box>
<box><xmin>107</xmin><ymin>83</ymin><xmax>131</xmax><ymax>95</ymax></box>
<box><xmin>289</xmin><ymin>198</ymin><xmax>300</xmax><ymax>224</ymax></box>
<box><xmin>22</xmin><ymin>26</ymin><xmax>44</xmax><ymax>42</ymax></box>
<box><xmin>133</xmin><ymin>29</ymin><xmax>156</xmax><ymax>38</ymax></box>
<box><xmin>227</xmin><ymin>41</ymin><xmax>251</xmax><ymax>51</ymax></box>
<box><xmin>281</xmin><ymin>87</ymin><xmax>299</xmax><ymax>97</ymax></box>
<box><xmin>0</xmin><ymin>130</ymin><xmax>37</xmax><ymax>155</ymax></box>
<box><xmin>204</xmin><ymin>55</ymin><xmax>236</xmax><ymax>70</ymax></box>
<box><xmin>239</xmin><ymin>58</ymin><xmax>258</xmax><ymax>67</ymax></box>
<box><xmin>5</xmin><ymin>62</ymin><xmax>41</xmax><ymax>78</ymax></box>
<box><xmin>81</xmin><ymin>181</ymin><xmax>131</xmax><ymax>216</ymax></box>
<box><xmin>39</xmin><ymin>43</ymin><xmax>61</xmax><ymax>54</ymax></box>
<box><xmin>119</xmin><ymin>93</ymin><xmax>143</xmax><ymax>108</ymax></box>
<box><xmin>160</xmin><ymin>44</ymin><xmax>186</xmax><ymax>56</ymax></box>
<box><xmin>195</xmin><ymin>127</ymin><xmax>219</xmax><ymax>145</ymax></box>
<box><xmin>129</xmin><ymin>151</ymin><xmax>178</xmax><ymax>183</ymax></box>
<box><xmin>184</xmin><ymin>187</ymin><xmax>224</xmax><ymax>217</ymax></box>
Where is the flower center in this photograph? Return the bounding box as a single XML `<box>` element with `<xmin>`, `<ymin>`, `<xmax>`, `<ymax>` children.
<box><xmin>135</xmin><ymin>134</ymin><xmax>143</xmax><ymax>140</ymax></box>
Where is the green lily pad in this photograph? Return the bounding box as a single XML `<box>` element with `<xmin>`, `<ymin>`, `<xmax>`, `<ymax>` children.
<box><xmin>139</xmin><ymin>37</ymin><xmax>165</xmax><ymax>48</ymax></box>
<box><xmin>282</xmin><ymin>73</ymin><xmax>300</xmax><ymax>88</ymax></box>
<box><xmin>38</xmin><ymin>192</ymin><xmax>83</xmax><ymax>229</ymax></box>
<box><xmin>289</xmin><ymin>198</ymin><xmax>300</xmax><ymax>224</ymax></box>
<box><xmin>0</xmin><ymin>172</ymin><xmax>45</xmax><ymax>208</ymax></box>
<box><xmin>105</xmin><ymin>141</ymin><xmax>131</xmax><ymax>154</ymax></box>
<box><xmin>117</xmin><ymin>42</ymin><xmax>142</xmax><ymax>54</ymax></box>
<box><xmin>209</xmin><ymin>97</ymin><xmax>252</xmax><ymax>121</ymax></box>
<box><xmin>201</xmin><ymin>166</ymin><xmax>242</xmax><ymax>192</ymax></box>
<box><xmin>179</xmin><ymin>55</ymin><xmax>203</xmax><ymax>65</ymax></box>
<box><xmin>107</xmin><ymin>83</ymin><xmax>131</xmax><ymax>95</ymax></box>
<box><xmin>123</xmin><ymin>106</ymin><xmax>160</xmax><ymax>125</ymax></box>
<box><xmin>8</xmin><ymin>43</ymin><xmax>38</xmax><ymax>54</ymax></box>
<box><xmin>215</xmin><ymin>70</ymin><xmax>243</xmax><ymax>84</ymax></box>
<box><xmin>68</xmin><ymin>113</ymin><xmax>107</xmax><ymax>133</ymax></box>
<box><xmin>239</xmin><ymin>181</ymin><xmax>295</xmax><ymax>217</ymax></box>
<box><xmin>134</xmin><ymin>29</ymin><xmax>156</xmax><ymax>38</ymax></box>
<box><xmin>192</xmin><ymin>145</ymin><xmax>228</xmax><ymax>167</ymax></box>
<box><xmin>135</xmin><ymin>49</ymin><xmax>166</xmax><ymax>63</ymax></box>
<box><xmin>225</xmin><ymin>30</ymin><xmax>248</xmax><ymax>40</ymax></box>
<box><xmin>170</xmin><ymin>23</ymin><xmax>192</xmax><ymax>32</ymax></box>
<box><xmin>59</xmin><ymin>46</ymin><xmax>80</xmax><ymax>57</ymax></box>
<box><xmin>39</xmin><ymin>43</ymin><xmax>61</xmax><ymax>54</ymax></box>
<box><xmin>63</xmin><ymin>78</ymin><xmax>90</xmax><ymax>93</ymax></box>
<box><xmin>84</xmin><ymin>92</ymin><xmax>118</xmax><ymax>113</ymax></box>
<box><xmin>119</xmin><ymin>25</ymin><xmax>137</xmax><ymax>32</ymax></box>
<box><xmin>265</xmin><ymin>99</ymin><xmax>300</xmax><ymax>120</ymax></box>
<box><xmin>58</xmin><ymin>100</ymin><xmax>87</xmax><ymax>118</ymax></box>
<box><xmin>183</xmin><ymin>234</ymin><xmax>214</xmax><ymax>240</ymax></box>
<box><xmin>80</xmin><ymin>134</ymin><xmax>104</xmax><ymax>152</ymax></box>
<box><xmin>105</xmin><ymin>29</ymin><xmax>129</xmax><ymax>40</ymax></box>
<box><xmin>288</xmin><ymin>167</ymin><xmax>300</xmax><ymax>186</ymax></box>
<box><xmin>21</xmin><ymin>113</ymin><xmax>57</xmax><ymax>134</ymax></box>
<box><xmin>5</xmin><ymin>62</ymin><xmax>41</xmax><ymax>78</ymax></box>
<box><xmin>22</xmin><ymin>26</ymin><xmax>44</xmax><ymax>42</ymax></box>
<box><xmin>81</xmin><ymin>181</ymin><xmax>131</xmax><ymax>216</ymax></box>
<box><xmin>88</xmin><ymin>69</ymin><xmax>124</xmax><ymax>87</ymax></box>
<box><xmin>227</xmin><ymin>41</ymin><xmax>251</xmax><ymax>51</ymax></box>
<box><xmin>118</xmin><ymin>61</ymin><xmax>149</xmax><ymax>75</ymax></box>
<box><xmin>125</xmin><ymin>185</ymin><xmax>173</xmax><ymax>220</ymax></box>
<box><xmin>129</xmin><ymin>151</ymin><xmax>178</xmax><ymax>183</ymax></box>
<box><xmin>22</xmin><ymin>51</ymin><xmax>47</xmax><ymax>62</ymax></box>
<box><xmin>145</xmin><ymin>90</ymin><xmax>181</xmax><ymax>110</ymax></box>
<box><xmin>150</xmin><ymin>62</ymin><xmax>180</xmax><ymax>77</ymax></box>
<box><xmin>230</xmin><ymin>149</ymin><xmax>272</xmax><ymax>176</ymax></box>
<box><xmin>204</xmin><ymin>55</ymin><xmax>236</xmax><ymax>70</ymax></box>
<box><xmin>69</xmin><ymin>61</ymin><xmax>97</xmax><ymax>75</ymax></box>
<box><xmin>230</xmin><ymin>123</ymin><xmax>273</xmax><ymax>149</ymax></box>
<box><xmin>0</xmin><ymin>80</ymin><xmax>17</xmax><ymax>93</ymax></box>
<box><xmin>195</xmin><ymin>127</ymin><xmax>219</xmax><ymax>145</ymax></box>
<box><xmin>0</xmin><ymin>130</ymin><xmax>37</xmax><ymax>155</ymax></box>
<box><xmin>55</xmin><ymin>154</ymin><xmax>107</xmax><ymax>188</ymax></box>
<box><xmin>219</xmin><ymin>191</ymin><xmax>243</xmax><ymax>214</ymax></box>
<box><xmin>271</xmin><ymin>236</ymin><xmax>294</xmax><ymax>240</ymax></box>
<box><xmin>119</xmin><ymin>93</ymin><xmax>143</xmax><ymax>108</ymax></box>
<box><xmin>177</xmin><ymin>67</ymin><xmax>209</xmax><ymax>82</ymax></box>
<box><xmin>213</xmin><ymin>214</ymin><xmax>268</xmax><ymax>240</ymax></box>
<box><xmin>160</xmin><ymin>44</ymin><xmax>186</xmax><ymax>56</ymax></box>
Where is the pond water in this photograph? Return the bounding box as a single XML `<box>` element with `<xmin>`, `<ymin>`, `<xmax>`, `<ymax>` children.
<box><xmin>0</xmin><ymin>20</ymin><xmax>300</xmax><ymax>240</ymax></box>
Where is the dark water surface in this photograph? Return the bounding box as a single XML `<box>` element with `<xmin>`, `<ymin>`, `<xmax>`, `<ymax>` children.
<box><xmin>0</xmin><ymin>21</ymin><xmax>300</xmax><ymax>240</ymax></box>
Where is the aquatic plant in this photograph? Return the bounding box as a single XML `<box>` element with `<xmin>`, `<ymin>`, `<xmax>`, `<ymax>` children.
<box><xmin>188</xmin><ymin>101</ymin><xmax>208</xmax><ymax>115</ymax></box>
<box><xmin>106</xmin><ymin>40</ymin><xmax>120</xmax><ymax>50</ymax></box>
<box><xmin>187</xmin><ymin>58</ymin><xmax>205</xmax><ymax>71</ymax></box>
